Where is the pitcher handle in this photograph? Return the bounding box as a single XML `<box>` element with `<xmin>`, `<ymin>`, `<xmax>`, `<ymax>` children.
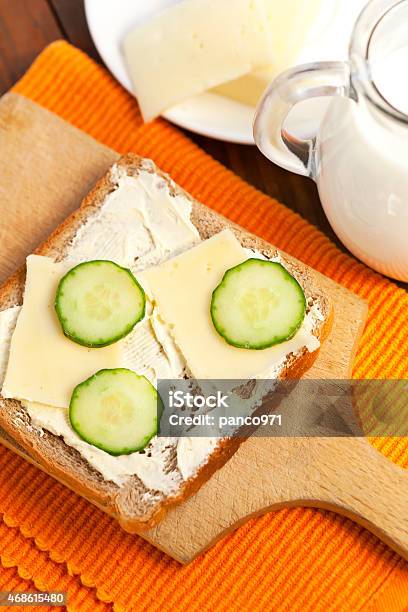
<box><xmin>253</xmin><ymin>61</ymin><xmax>354</xmax><ymax>179</ymax></box>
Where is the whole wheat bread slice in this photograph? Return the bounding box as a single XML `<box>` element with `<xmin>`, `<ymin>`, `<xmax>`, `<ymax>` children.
<box><xmin>0</xmin><ymin>154</ymin><xmax>332</xmax><ymax>532</ymax></box>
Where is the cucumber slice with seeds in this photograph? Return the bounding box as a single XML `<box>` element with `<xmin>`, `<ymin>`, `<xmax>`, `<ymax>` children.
<box><xmin>211</xmin><ymin>259</ymin><xmax>306</xmax><ymax>350</ymax></box>
<box><xmin>69</xmin><ymin>368</ymin><xmax>160</xmax><ymax>455</ymax></box>
<box><xmin>55</xmin><ymin>260</ymin><xmax>145</xmax><ymax>348</ymax></box>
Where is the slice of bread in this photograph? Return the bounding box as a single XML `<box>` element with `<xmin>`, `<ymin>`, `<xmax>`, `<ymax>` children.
<box><xmin>0</xmin><ymin>154</ymin><xmax>332</xmax><ymax>532</ymax></box>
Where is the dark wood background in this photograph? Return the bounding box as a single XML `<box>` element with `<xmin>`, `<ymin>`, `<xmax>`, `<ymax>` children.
<box><xmin>0</xmin><ymin>0</ymin><xmax>406</xmax><ymax>290</ymax></box>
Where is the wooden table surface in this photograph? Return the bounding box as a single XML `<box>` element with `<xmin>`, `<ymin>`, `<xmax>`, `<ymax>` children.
<box><xmin>0</xmin><ymin>0</ymin><xmax>406</xmax><ymax>291</ymax></box>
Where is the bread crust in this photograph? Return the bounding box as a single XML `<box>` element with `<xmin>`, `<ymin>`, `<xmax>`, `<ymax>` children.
<box><xmin>0</xmin><ymin>154</ymin><xmax>333</xmax><ymax>532</ymax></box>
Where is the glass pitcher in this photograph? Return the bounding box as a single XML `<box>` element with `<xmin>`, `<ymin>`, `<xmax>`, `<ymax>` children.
<box><xmin>254</xmin><ymin>0</ymin><xmax>408</xmax><ymax>281</ymax></box>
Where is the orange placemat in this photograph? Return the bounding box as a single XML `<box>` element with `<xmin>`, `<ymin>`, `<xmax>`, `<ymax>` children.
<box><xmin>0</xmin><ymin>41</ymin><xmax>405</xmax><ymax>611</ymax></box>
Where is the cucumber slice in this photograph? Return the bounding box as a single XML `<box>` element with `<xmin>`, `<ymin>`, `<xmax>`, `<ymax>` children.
<box><xmin>69</xmin><ymin>368</ymin><xmax>161</xmax><ymax>455</ymax></box>
<box><xmin>211</xmin><ymin>259</ymin><xmax>306</xmax><ymax>350</ymax></box>
<box><xmin>55</xmin><ymin>260</ymin><xmax>145</xmax><ymax>348</ymax></box>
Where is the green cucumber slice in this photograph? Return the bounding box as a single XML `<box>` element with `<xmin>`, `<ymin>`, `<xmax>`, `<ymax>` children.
<box><xmin>55</xmin><ymin>260</ymin><xmax>145</xmax><ymax>348</ymax></box>
<box><xmin>211</xmin><ymin>259</ymin><xmax>306</xmax><ymax>350</ymax></box>
<box><xmin>69</xmin><ymin>368</ymin><xmax>160</xmax><ymax>455</ymax></box>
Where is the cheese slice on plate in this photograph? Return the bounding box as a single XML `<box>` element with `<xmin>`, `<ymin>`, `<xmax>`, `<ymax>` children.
<box><xmin>140</xmin><ymin>229</ymin><xmax>316</xmax><ymax>380</ymax></box>
<box><xmin>123</xmin><ymin>0</ymin><xmax>273</xmax><ymax>121</ymax></box>
<box><xmin>2</xmin><ymin>255</ymin><xmax>122</xmax><ymax>408</ymax></box>
<box><xmin>212</xmin><ymin>0</ymin><xmax>323</xmax><ymax>106</ymax></box>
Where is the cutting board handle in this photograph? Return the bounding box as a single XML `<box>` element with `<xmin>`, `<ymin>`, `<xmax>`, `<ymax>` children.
<box><xmin>303</xmin><ymin>437</ymin><xmax>408</xmax><ymax>559</ymax></box>
<box><xmin>145</xmin><ymin>437</ymin><xmax>408</xmax><ymax>563</ymax></box>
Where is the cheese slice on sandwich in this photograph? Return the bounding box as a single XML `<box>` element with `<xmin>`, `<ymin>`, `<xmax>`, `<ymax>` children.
<box><xmin>140</xmin><ymin>230</ymin><xmax>319</xmax><ymax>380</ymax></box>
<box><xmin>2</xmin><ymin>255</ymin><xmax>122</xmax><ymax>408</ymax></box>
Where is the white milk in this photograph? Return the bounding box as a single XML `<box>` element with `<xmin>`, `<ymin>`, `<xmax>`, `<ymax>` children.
<box><xmin>371</xmin><ymin>46</ymin><xmax>408</xmax><ymax>114</ymax></box>
<box><xmin>316</xmin><ymin>47</ymin><xmax>408</xmax><ymax>280</ymax></box>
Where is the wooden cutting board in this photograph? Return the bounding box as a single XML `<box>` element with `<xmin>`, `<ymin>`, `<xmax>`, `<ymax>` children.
<box><xmin>0</xmin><ymin>93</ymin><xmax>407</xmax><ymax>564</ymax></box>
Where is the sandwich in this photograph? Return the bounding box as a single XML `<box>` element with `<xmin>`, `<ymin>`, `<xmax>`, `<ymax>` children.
<box><xmin>0</xmin><ymin>154</ymin><xmax>332</xmax><ymax>531</ymax></box>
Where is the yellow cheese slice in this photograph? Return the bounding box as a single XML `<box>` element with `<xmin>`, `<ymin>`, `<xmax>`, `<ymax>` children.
<box><xmin>2</xmin><ymin>255</ymin><xmax>122</xmax><ymax>408</ymax></box>
<box><xmin>212</xmin><ymin>71</ymin><xmax>273</xmax><ymax>108</ymax></box>
<box><xmin>140</xmin><ymin>230</ymin><xmax>315</xmax><ymax>380</ymax></box>
<box><xmin>123</xmin><ymin>0</ymin><xmax>273</xmax><ymax>121</ymax></box>
<box><xmin>211</xmin><ymin>0</ymin><xmax>323</xmax><ymax>107</ymax></box>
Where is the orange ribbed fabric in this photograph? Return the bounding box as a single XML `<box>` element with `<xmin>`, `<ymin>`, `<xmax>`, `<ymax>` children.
<box><xmin>0</xmin><ymin>518</ymin><xmax>110</xmax><ymax>612</ymax></box>
<box><xmin>0</xmin><ymin>563</ymin><xmax>54</xmax><ymax>612</ymax></box>
<box><xmin>0</xmin><ymin>41</ymin><xmax>403</xmax><ymax>611</ymax></box>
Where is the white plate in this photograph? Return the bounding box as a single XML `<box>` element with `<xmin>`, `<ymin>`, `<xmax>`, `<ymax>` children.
<box><xmin>85</xmin><ymin>0</ymin><xmax>368</xmax><ymax>144</ymax></box>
